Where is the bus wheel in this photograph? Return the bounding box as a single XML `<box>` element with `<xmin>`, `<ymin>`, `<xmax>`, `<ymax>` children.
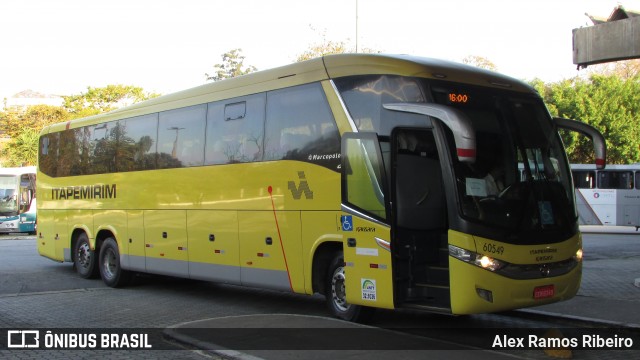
<box><xmin>99</xmin><ymin>237</ymin><xmax>131</xmax><ymax>288</ymax></box>
<box><xmin>325</xmin><ymin>252</ymin><xmax>375</xmax><ymax>323</ymax></box>
<box><xmin>74</xmin><ymin>233</ymin><xmax>98</xmax><ymax>279</ymax></box>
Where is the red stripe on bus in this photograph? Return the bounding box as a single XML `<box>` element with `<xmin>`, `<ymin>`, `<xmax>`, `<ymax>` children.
<box><xmin>268</xmin><ymin>185</ymin><xmax>293</xmax><ymax>291</ymax></box>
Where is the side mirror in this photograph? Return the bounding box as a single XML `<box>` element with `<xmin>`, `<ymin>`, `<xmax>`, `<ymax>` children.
<box><xmin>554</xmin><ymin>117</ymin><xmax>606</xmax><ymax>169</ymax></box>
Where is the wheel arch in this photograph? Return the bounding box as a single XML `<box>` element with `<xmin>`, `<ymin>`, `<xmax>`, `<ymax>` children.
<box><xmin>95</xmin><ymin>227</ymin><xmax>118</xmax><ymax>253</ymax></box>
<box><xmin>312</xmin><ymin>241</ymin><xmax>343</xmax><ymax>296</ymax></box>
<box><xmin>70</xmin><ymin>226</ymin><xmax>92</xmax><ymax>262</ymax></box>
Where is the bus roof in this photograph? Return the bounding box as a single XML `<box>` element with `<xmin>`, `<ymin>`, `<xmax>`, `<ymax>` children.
<box><xmin>42</xmin><ymin>54</ymin><xmax>536</xmax><ymax>134</ymax></box>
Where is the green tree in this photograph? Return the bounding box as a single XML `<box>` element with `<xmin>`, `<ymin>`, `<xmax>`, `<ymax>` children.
<box><xmin>537</xmin><ymin>74</ymin><xmax>640</xmax><ymax>164</ymax></box>
<box><xmin>1</xmin><ymin>104</ymin><xmax>69</xmax><ymax>139</ymax></box>
<box><xmin>295</xmin><ymin>27</ymin><xmax>380</xmax><ymax>62</ymax></box>
<box><xmin>63</xmin><ymin>84</ymin><xmax>160</xmax><ymax>116</ymax></box>
<box><xmin>588</xmin><ymin>59</ymin><xmax>640</xmax><ymax>80</ymax></box>
<box><xmin>205</xmin><ymin>49</ymin><xmax>257</xmax><ymax>81</ymax></box>
<box><xmin>2</xmin><ymin>127</ymin><xmax>40</xmax><ymax>166</ymax></box>
<box><xmin>296</xmin><ymin>38</ymin><xmax>349</xmax><ymax>62</ymax></box>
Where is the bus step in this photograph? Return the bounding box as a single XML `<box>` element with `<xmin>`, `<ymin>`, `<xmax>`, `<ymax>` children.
<box><xmin>405</xmin><ymin>284</ymin><xmax>451</xmax><ymax>308</ymax></box>
<box><xmin>424</xmin><ymin>266</ymin><xmax>449</xmax><ymax>286</ymax></box>
<box><xmin>401</xmin><ymin>303</ymin><xmax>452</xmax><ymax>314</ymax></box>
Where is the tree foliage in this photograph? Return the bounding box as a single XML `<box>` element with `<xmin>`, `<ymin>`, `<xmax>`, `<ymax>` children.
<box><xmin>462</xmin><ymin>55</ymin><xmax>498</xmax><ymax>71</ymax></box>
<box><xmin>205</xmin><ymin>49</ymin><xmax>257</xmax><ymax>81</ymax></box>
<box><xmin>63</xmin><ymin>84</ymin><xmax>160</xmax><ymax>117</ymax></box>
<box><xmin>1</xmin><ymin>85</ymin><xmax>158</xmax><ymax>166</ymax></box>
<box><xmin>1</xmin><ymin>127</ymin><xmax>39</xmax><ymax>167</ymax></box>
<box><xmin>535</xmin><ymin>73</ymin><xmax>640</xmax><ymax>164</ymax></box>
<box><xmin>295</xmin><ymin>27</ymin><xmax>380</xmax><ymax>62</ymax></box>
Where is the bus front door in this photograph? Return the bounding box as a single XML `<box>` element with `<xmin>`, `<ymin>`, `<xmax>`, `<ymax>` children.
<box><xmin>390</xmin><ymin>128</ymin><xmax>451</xmax><ymax>311</ymax></box>
<box><xmin>341</xmin><ymin>133</ymin><xmax>394</xmax><ymax>310</ymax></box>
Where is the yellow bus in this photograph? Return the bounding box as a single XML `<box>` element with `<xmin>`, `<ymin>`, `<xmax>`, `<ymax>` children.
<box><xmin>37</xmin><ymin>54</ymin><xmax>606</xmax><ymax>322</ymax></box>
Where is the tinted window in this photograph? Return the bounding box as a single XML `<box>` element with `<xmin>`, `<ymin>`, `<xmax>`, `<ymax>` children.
<box><xmin>572</xmin><ymin>170</ymin><xmax>596</xmax><ymax>189</ymax></box>
<box><xmin>119</xmin><ymin>113</ymin><xmax>158</xmax><ymax>172</ymax></box>
<box><xmin>265</xmin><ymin>83</ymin><xmax>340</xmax><ymax>171</ymax></box>
<box><xmin>205</xmin><ymin>94</ymin><xmax>265</xmax><ymax>165</ymax></box>
<box><xmin>89</xmin><ymin>121</ymin><xmax>118</xmax><ymax>175</ymax></box>
<box><xmin>58</xmin><ymin>128</ymin><xmax>84</xmax><ymax>177</ymax></box>
<box><xmin>158</xmin><ymin>105</ymin><xmax>206</xmax><ymax>168</ymax></box>
<box><xmin>598</xmin><ymin>171</ymin><xmax>634</xmax><ymax>189</ymax></box>
<box><xmin>39</xmin><ymin>133</ymin><xmax>58</xmax><ymax>177</ymax></box>
<box><xmin>335</xmin><ymin>75</ymin><xmax>426</xmax><ymax>135</ymax></box>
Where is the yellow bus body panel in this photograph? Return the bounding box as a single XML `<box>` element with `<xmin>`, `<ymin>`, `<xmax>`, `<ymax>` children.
<box><xmin>343</xmin><ymin>217</ymin><xmax>394</xmax><ymax>310</ymax></box>
<box><xmin>448</xmin><ymin>230</ymin><xmax>582</xmax><ymax>314</ymax></box>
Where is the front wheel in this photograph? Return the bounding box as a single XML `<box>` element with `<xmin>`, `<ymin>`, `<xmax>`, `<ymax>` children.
<box><xmin>99</xmin><ymin>237</ymin><xmax>131</xmax><ymax>288</ymax></box>
<box><xmin>325</xmin><ymin>252</ymin><xmax>375</xmax><ymax>323</ymax></box>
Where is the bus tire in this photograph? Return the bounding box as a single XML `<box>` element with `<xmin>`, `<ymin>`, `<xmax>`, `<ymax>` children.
<box><xmin>325</xmin><ymin>252</ymin><xmax>375</xmax><ymax>323</ymax></box>
<box><xmin>74</xmin><ymin>233</ymin><xmax>98</xmax><ymax>279</ymax></box>
<box><xmin>99</xmin><ymin>237</ymin><xmax>131</xmax><ymax>288</ymax></box>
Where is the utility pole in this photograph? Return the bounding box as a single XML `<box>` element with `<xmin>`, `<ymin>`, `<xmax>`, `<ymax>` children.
<box><xmin>355</xmin><ymin>0</ymin><xmax>359</xmax><ymax>53</ymax></box>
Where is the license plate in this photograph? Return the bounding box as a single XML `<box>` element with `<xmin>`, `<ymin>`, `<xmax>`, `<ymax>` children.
<box><xmin>533</xmin><ymin>285</ymin><xmax>555</xmax><ymax>300</ymax></box>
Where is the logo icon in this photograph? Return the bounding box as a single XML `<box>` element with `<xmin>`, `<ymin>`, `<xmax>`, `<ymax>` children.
<box><xmin>7</xmin><ymin>330</ymin><xmax>40</xmax><ymax>348</ymax></box>
<box><xmin>288</xmin><ymin>171</ymin><xmax>314</xmax><ymax>200</ymax></box>
<box><xmin>341</xmin><ymin>215</ymin><xmax>353</xmax><ymax>231</ymax></box>
<box><xmin>361</xmin><ymin>278</ymin><xmax>377</xmax><ymax>301</ymax></box>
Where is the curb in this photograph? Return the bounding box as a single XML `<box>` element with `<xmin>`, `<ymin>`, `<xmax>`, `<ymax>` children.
<box><xmin>513</xmin><ymin>309</ymin><xmax>640</xmax><ymax>329</ymax></box>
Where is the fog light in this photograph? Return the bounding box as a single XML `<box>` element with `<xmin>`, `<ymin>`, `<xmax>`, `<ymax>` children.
<box><xmin>476</xmin><ymin>288</ymin><xmax>493</xmax><ymax>303</ymax></box>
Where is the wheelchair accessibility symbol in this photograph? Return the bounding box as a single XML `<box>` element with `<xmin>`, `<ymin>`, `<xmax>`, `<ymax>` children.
<box><xmin>341</xmin><ymin>215</ymin><xmax>353</xmax><ymax>231</ymax></box>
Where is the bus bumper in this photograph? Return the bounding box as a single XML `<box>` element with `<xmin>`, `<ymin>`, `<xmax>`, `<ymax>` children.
<box><xmin>0</xmin><ymin>218</ymin><xmax>20</xmax><ymax>233</ymax></box>
<box><xmin>449</xmin><ymin>257</ymin><xmax>581</xmax><ymax>315</ymax></box>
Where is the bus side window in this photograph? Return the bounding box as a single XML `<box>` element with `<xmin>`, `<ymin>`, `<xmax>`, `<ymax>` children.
<box><xmin>265</xmin><ymin>83</ymin><xmax>340</xmax><ymax>170</ymax></box>
<box><xmin>39</xmin><ymin>134</ymin><xmax>58</xmax><ymax>177</ymax></box>
<box><xmin>598</xmin><ymin>171</ymin><xmax>634</xmax><ymax>189</ymax></box>
<box><xmin>572</xmin><ymin>170</ymin><xmax>595</xmax><ymax>189</ymax></box>
<box><xmin>157</xmin><ymin>104</ymin><xmax>206</xmax><ymax>169</ymax></box>
<box><xmin>205</xmin><ymin>93</ymin><xmax>266</xmax><ymax>165</ymax></box>
<box><xmin>118</xmin><ymin>113</ymin><xmax>159</xmax><ymax>172</ymax></box>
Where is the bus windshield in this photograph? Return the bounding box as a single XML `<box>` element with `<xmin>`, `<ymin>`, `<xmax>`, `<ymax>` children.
<box><xmin>434</xmin><ymin>89</ymin><xmax>576</xmax><ymax>233</ymax></box>
<box><xmin>336</xmin><ymin>75</ymin><xmax>576</xmax><ymax>240</ymax></box>
<box><xmin>0</xmin><ymin>175</ymin><xmax>18</xmax><ymax>215</ymax></box>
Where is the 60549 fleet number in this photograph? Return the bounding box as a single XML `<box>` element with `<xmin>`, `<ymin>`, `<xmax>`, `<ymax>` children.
<box><xmin>483</xmin><ymin>243</ymin><xmax>505</xmax><ymax>255</ymax></box>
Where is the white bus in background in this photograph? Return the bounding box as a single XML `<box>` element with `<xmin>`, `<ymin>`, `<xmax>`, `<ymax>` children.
<box><xmin>571</xmin><ymin>164</ymin><xmax>640</xmax><ymax>230</ymax></box>
<box><xmin>0</xmin><ymin>166</ymin><xmax>37</xmax><ymax>234</ymax></box>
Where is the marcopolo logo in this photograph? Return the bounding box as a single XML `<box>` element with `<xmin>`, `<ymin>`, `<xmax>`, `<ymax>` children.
<box><xmin>288</xmin><ymin>171</ymin><xmax>313</xmax><ymax>200</ymax></box>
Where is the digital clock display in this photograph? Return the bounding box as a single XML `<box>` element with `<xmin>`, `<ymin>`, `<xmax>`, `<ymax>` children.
<box><xmin>448</xmin><ymin>93</ymin><xmax>469</xmax><ymax>103</ymax></box>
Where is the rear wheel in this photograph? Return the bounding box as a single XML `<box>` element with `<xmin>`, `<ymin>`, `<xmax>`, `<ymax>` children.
<box><xmin>99</xmin><ymin>237</ymin><xmax>131</xmax><ymax>288</ymax></box>
<box><xmin>74</xmin><ymin>233</ymin><xmax>98</xmax><ymax>279</ymax></box>
<box><xmin>325</xmin><ymin>252</ymin><xmax>375</xmax><ymax>323</ymax></box>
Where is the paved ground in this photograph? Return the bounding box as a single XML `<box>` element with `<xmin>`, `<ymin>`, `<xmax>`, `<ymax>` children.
<box><xmin>1</xmin><ymin>228</ymin><xmax>638</xmax><ymax>359</ymax></box>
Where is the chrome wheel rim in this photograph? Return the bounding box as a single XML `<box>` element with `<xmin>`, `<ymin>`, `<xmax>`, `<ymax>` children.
<box><xmin>331</xmin><ymin>265</ymin><xmax>349</xmax><ymax>312</ymax></box>
<box><xmin>102</xmin><ymin>248</ymin><xmax>117</xmax><ymax>280</ymax></box>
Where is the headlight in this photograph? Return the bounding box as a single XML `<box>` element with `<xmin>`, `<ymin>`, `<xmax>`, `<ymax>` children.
<box><xmin>574</xmin><ymin>248</ymin><xmax>583</xmax><ymax>262</ymax></box>
<box><xmin>449</xmin><ymin>245</ymin><xmax>505</xmax><ymax>272</ymax></box>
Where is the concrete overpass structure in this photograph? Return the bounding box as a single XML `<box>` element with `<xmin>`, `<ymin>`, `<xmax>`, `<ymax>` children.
<box><xmin>573</xmin><ymin>5</ymin><xmax>640</xmax><ymax>68</ymax></box>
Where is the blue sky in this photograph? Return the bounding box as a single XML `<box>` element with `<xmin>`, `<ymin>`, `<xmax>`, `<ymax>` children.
<box><xmin>1</xmin><ymin>0</ymin><xmax>636</xmax><ymax>99</ymax></box>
